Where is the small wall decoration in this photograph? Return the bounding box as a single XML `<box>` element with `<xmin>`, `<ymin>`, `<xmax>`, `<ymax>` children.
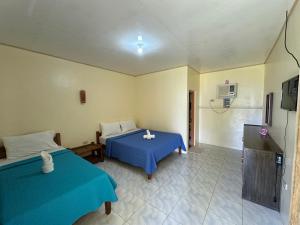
<box><xmin>265</xmin><ymin>92</ymin><xmax>273</xmax><ymax>126</ymax></box>
<box><xmin>80</xmin><ymin>90</ymin><xmax>86</xmax><ymax>104</ymax></box>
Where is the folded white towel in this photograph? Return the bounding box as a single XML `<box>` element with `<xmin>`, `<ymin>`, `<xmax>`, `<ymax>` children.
<box><xmin>41</xmin><ymin>151</ymin><xmax>54</xmax><ymax>173</ymax></box>
<box><xmin>143</xmin><ymin>130</ymin><xmax>156</xmax><ymax>140</ymax></box>
<box><xmin>143</xmin><ymin>134</ymin><xmax>156</xmax><ymax>140</ymax></box>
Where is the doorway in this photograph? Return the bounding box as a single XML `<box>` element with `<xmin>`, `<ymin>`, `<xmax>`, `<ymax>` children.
<box><xmin>188</xmin><ymin>90</ymin><xmax>196</xmax><ymax>147</ymax></box>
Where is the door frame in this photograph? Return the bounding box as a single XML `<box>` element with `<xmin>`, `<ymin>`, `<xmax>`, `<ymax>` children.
<box><xmin>188</xmin><ymin>90</ymin><xmax>196</xmax><ymax>147</ymax></box>
<box><xmin>290</xmin><ymin>105</ymin><xmax>300</xmax><ymax>224</ymax></box>
<box><xmin>289</xmin><ymin>69</ymin><xmax>300</xmax><ymax>225</ymax></box>
<box><xmin>291</xmin><ymin>118</ymin><xmax>300</xmax><ymax>224</ymax></box>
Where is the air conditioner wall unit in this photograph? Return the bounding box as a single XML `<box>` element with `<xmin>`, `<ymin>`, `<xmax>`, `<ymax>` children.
<box><xmin>217</xmin><ymin>83</ymin><xmax>238</xmax><ymax>99</ymax></box>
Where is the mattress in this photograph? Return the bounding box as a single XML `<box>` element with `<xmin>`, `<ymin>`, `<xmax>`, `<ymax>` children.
<box><xmin>0</xmin><ymin>149</ymin><xmax>117</xmax><ymax>225</ymax></box>
<box><xmin>105</xmin><ymin>129</ymin><xmax>186</xmax><ymax>174</ymax></box>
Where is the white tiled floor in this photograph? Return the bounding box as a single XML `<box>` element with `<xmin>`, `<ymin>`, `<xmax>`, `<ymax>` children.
<box><xmin>74</xmin><ymin>145</ymin><xmax>283</xmax><ymax>225</ymax></box>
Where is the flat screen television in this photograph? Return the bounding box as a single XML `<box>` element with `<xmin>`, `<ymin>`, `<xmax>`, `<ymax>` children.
<box><xmin>281</xmin><ymin>75</ymin><xmax>299</xmax><ymax>111</ymax></box>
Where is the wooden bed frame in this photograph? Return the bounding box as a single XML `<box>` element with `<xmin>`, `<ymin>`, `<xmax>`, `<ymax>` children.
<box><xmin>0</xmin><ymin>132</ymin><xmax>112</xmax><ymax>215</ymax></box>
<box><xmin>96</xmin><ymin>131</ymin><xmax>182</xmax><ymax>180</ymax></box>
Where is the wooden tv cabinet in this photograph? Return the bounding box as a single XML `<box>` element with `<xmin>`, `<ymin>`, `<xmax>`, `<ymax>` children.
<box><xmin>242</xmin><ymin>124</ymin><xmax>283</xmax><ymax>211</ymax></box>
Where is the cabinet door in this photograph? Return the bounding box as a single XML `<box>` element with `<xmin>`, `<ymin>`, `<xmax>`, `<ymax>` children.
<box><xmin>242</xmin><ymin>148</ymin><xmax>280</xmax><ymax>210</ymax></box>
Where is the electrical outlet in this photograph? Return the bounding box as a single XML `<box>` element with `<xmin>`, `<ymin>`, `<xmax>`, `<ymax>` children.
<box><xmin>284</xmin><ymin>183</ymin><xmax>288</xmax><ymax>191</ymax></box>
<box><xmin>210</xmin><ymin>99</ymin><xmax>214</xmax><ymax>102</ymax></box>
<box><xmin>285</xmin><ymin>157</ymin><xmax>292</xmax><ymax>166</ymax></box>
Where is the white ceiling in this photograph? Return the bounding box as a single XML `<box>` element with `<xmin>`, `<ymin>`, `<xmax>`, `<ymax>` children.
<box><xmin>0</xmin><ymin>0</ymin><xmax>295</xmax><ymax>75</ymax></box>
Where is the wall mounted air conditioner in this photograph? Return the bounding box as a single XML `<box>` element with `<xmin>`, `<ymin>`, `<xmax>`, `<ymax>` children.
<box><xmin>217</xmin><ymin>83</ymin><xmax>238</xmax><ymax>99</ymax></box>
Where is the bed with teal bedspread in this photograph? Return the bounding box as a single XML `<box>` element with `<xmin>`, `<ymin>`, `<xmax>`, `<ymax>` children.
<box><xmin>0</xmin><ymin>149</ymin><xmax>117</xmax><ymax>225</ymax></box>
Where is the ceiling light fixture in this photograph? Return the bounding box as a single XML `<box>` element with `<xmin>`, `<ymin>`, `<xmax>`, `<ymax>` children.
<box><xmin>137</xmin><ymin>35</ymin><xmax>144</xmax><ymax>55</ymax></box>
<box><xmin>119</xmin><ymin>33</ymin><xmax>161</xmax><ymax>56</ymax></box>
<box><xmin>137</xmin><ymin>46</ymin><xmax>143</xmax><ymax>54</ymax></box>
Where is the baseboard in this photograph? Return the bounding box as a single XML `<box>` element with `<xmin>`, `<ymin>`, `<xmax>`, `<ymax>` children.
<box><xmin>196</xmin><ymin>142</ymin><xmax>242</xmax><ymax>151</ymax></box>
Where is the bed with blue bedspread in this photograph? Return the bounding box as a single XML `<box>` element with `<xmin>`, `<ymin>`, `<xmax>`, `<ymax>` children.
<box><xmin>0</xmin><ymin>149</ymin><xmax>117</xmax><ymax>225</ymax></box>
<box><xmin>105</xmin><ymin>129</ymin><xmax>186</xmax><ymax>178</ymax></box>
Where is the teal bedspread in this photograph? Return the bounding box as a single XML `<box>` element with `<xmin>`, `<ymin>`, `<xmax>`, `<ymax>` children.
<box><xmin>0</xmin><ymin>149</ymin><xmax>117</xmax><ymax>225</ymax></box>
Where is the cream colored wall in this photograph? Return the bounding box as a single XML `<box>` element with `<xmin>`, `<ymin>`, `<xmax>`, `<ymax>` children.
<box><xmin>135</xmin><ymin>67</ymin><xmax>189</xmax><ymax>147</ymax></box>
<box><xmin>199</xmin><ymin>65</ymin><xmax>265</xmax><ymax>150</ymax></box>
<box><xmin>0</xmin><ymin>45</ymin><xmax>135</xmax><ymax>148</ymax></box>
<box><xmin>188</xmin><ymin>67</ymin><xmax>200</xmax><ymax>144</ymax></box>
<box><xmin>0</xmin><ymin>45</ymin><xmax>190</xmax><ymax>150</ymax></box>
<box><xmin>264</xmin><ymin>2</ymin><xmax>300</xmax><ymax>224</ymax></box>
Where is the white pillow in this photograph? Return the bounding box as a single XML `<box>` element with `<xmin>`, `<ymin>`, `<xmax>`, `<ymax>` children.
<box><xmin>100</xmin><ymin>122</ymin><xmax>122</xmax><ymax>137</ymax></box>
<box><xmin>120</xmin><ymin>120</ymin><xmax>137</xmax><ymax>132</ymax></box>
<box><xmin>2</xmin><ymin>131</ymin><xmax>59</xmax><ymax>160</ymax></box>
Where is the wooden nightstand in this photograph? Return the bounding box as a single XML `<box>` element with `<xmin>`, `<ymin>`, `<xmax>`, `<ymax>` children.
<box><xmin>71</xmin><ymin>142</ymin><xmax>104</xmax><ymax>164</ymax></box>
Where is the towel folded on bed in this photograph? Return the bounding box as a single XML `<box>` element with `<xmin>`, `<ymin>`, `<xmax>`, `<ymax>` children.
<box><xmin>143</xmin><ymin>134</ymin><xmax>155</xmax><ymax>140</ymax></box>
<box><xmin>41</xmin><ymin>151</ymin><xmax>54</xmax><ymax>173</ymax></box>
<box><xmin>143</xmin><ymin>130</ymin><xmax>155</xmax><ymax>140</ymax></box>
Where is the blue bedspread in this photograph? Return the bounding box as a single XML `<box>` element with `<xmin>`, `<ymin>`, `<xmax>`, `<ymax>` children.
<box><xmin>106</xmin><ymin>129</ymin><xmax>186</xmax><ymax>174</ymax></box>
<box><xmin>0</xmin><ymin>149</ymin><xmax>117</xmax><ymax>225</ymax></box>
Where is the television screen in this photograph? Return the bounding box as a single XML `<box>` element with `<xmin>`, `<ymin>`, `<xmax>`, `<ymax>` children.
<box><xmin>281</xmin><ymin>75</ymin><xmax>299</xmax><ymax>111</ymax></box>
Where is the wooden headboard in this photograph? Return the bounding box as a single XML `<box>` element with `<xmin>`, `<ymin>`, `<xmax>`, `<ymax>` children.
<box><xmin>0</xmin><ymin>146</ymin><xmax>6</xmax><ymax>159</ymax></box>
<box><xmin>96</xmin><ymin>131</ymin><xmax>101</xmax><ymax>145</ymax></box>
<box><xmin>53</xmin><ymin>133</ymin><xmax>61</xmax><ymax>146</ymax></box>
<box><xmin>96</xmin><ymin>131</ymin><xmax>106</xmax><ymax>149</ymax></box>
<box><xmin>0</xmin><ymin>133</ymin><xmax>61</xmax><ymax>160</ymax></box>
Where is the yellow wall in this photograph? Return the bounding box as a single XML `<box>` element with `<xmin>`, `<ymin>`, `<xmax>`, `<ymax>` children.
<box><xmin>0</xmin><ymin>45</ymin><xmax>190</xmax><ymax>149</ymax></box>
<box><xmin>188</xmin><ymin>67</ymin><xmax>200</xmax><ymax>144</ymax></box>
<box><xmin>135</xmin><ymin>67</ymin><xmax>189</xmax><ymax>146</ymax></box>
<box><xmin>264</xmin><ymin>1</ymin><xmax>300</xmax><ymax>224</ymax></box>
<box><xmin>0</xmin><ymin>45</ymin><xmax>136</xmax><ymax>148</ymax></box>
<box><xmin>0</xmin><ymin>44</ymin><xmax>265</xmax><ymax>152</ymax></box>
<box><xmin>199</xmin><ymin>65</ymin><xmax>265</xmax><ymax>150</ymax></box>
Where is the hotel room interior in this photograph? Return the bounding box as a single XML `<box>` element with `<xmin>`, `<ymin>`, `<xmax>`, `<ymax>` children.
<box><xmin>0</xmin><ymin>0</ymin><xmax>300</xmax><ymax>225</ymax></box>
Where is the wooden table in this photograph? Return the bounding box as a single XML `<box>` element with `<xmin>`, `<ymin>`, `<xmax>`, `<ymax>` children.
<box><xmin>71</xmin><ymin>143</ymin><xmax>104</xmax><ymax>164</ymax></box>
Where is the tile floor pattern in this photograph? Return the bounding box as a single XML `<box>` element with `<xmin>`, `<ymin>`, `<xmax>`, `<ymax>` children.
<box><xmin>74</xmin><ymin>145</ymin><xmax>283</xmax><ymax>225</ymax></box>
